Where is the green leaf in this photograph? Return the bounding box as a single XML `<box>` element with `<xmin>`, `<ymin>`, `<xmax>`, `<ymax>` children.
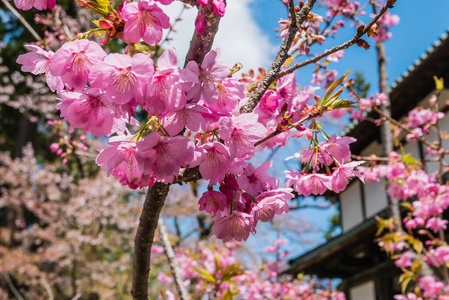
<box><xmin>376</xmin><ymin>217</ymin><xmax>387</xmax><ymax>236</ymax></box>
<box><xmin>223</xmin><ymin>288</ymin><xmax>234</xmax><ymax>300</ymax></box>
<box><xmin>224</xmin><ymin>279</ymin><xmax>238</xmax><ymax>286</ymax></box>
<box><xmin>96</xmin><ymin>0</ymin><xmax>110</xmax><ymax>9</ymax></box>
<box><xmin>326</xmin><ymin>99</ymin><xmax>359</xmax><ymax>110</ymax></box>
<box><xmin>411</xmin><ymin>257</ymin><xmax>422</xmax><ymax>273</ymax></box>
<box><xmin>320</xmin><ymin>70</ymin><xmax>351</xmax><ymax>106</ymax></box>
<box><xmin>401</xmin><ymin>202</ymin><xmax>412</xmax><ymax>210</ymax></box>
<box><xmin>434</xmin><ymin>76</ymin><xmax>444</xmax><ymax>91</ymax></box>
<box><xmin>285</xmin><ymin>57</ymin><xmax>295</xmax><ymax>67</ymax></box>
<box><xmin>400</xmin><ymin>144</ymin><xmax>419</xmax><ymax>165</ymax></box>
<box><xmin>412</xmin><ymin>240</ymin><xmax>423</xmax><ymax>254</ymax></box>
<box><xmin>400</xmin><ymin>274</ymin><xmax>413</xmax><ymax>294</ymax></box>
<box><xmin>193</xmin><ymin>268</ymin><xmax>216</xmax><ymax>283</ymax></box>
<box><xmin>214</xmin><ymin>255</ymin><xmax>220</xmax><ymax>273</ymax></box>
<box><xmin>222</xmin><ymin>263</ymin><xmax>244</xmax><ymax>281</ymax></box>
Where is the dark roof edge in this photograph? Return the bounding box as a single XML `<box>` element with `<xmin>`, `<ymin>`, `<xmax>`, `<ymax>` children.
<box><xmin>285</xmin><ymin>209</ymin><xmax>388</xmax><ymax>276</ymax></box>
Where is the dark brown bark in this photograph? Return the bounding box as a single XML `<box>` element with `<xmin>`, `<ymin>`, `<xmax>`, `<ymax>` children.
<box><xmin>184</xmin><ymin>5</ymin><xmax>221</xmax><ymax>67</ymax></box>
<box><xmin>131</xmin><ymin>182</ymin><xmax>170</xmax><ymax>300</ymax></box>
<box><xmin>276</xmin><ymin>2</ymin><xmax>392</xmax><ymax>79</ymax></box>
<box><xmin>132</xmin><ymin>4</ymin><xmax>223</xmax><ymax>299</ymax></box>
<box><xmin>13</xmin><ymin>114</ymin><xmax>37</xmax><ymax>159</ymax></box>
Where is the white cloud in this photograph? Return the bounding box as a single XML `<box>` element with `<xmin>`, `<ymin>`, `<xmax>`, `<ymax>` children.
<box><xmin>161</xmin><ymin>0</ymin><xmax>275</xmax><ymax>72</ymax></box>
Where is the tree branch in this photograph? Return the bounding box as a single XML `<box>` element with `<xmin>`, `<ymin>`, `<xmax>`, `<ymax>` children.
<box><xmin>184</xmin><ymin>5</ymin><xmax>222</xmax><ymax>67</ymax></box>
<box><xmin>132</xmin><ymin>182</ymin><xmax>170</xmax><ymax>300</ymax></box>
<box><xmin>239</xmin><ymin>0</ymin><xmax>316</xmax><ymax>114</ymax></box>
<box><xmin>158</xmin><ymin>217</ymin><xmax>189</xmax><ymax>300</ymax></box>
<box><xmin>132</xmin><ymin>4</ymin><xmax>223</xmax><ymax>299</ymax></box>
<box><xmin>276</xmin><ymin>1</ymin><xmax>392</xmax><ymax>79</ymax></box>
<box><xmin>177</xmin><ymin>0</ymin><xmax>198</xmax><ymax>6</ymax></box>
<box><xmin>1</xmin><ymin>0</ymin><xmax>42</xmax><ymax>41</ymax></box>
<box><xmin>254</xmin><ymin>109</ymin><xmax>321</xmax><ymax>147</ymax></box>
<box><xmin>372</xmin><ymin>106</ymin><xmax>438</xmax><ymax>151</ymax></box>
<box><xmin>40</xmin><ymin>279</ymin><xmax>54</xmax><ymax>300</ymax></box>
<box><xmin>3</xmin><ymin>272</ymin><xmax>24</xmax><ymax>300</ymax></box>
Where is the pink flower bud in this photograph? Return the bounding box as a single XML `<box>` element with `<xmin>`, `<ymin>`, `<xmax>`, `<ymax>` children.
<box><xmin>50</xmin><ymin>143</ymin><xmax>59</xmax><ymax>152</ymax></box>
<box><xmin>195</xmin><ymin>10</ymin><xmax>207</xmax><ymax>35</ymax></box>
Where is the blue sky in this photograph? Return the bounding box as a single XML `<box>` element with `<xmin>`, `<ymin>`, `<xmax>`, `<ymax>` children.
<box><xmin>249</xmin><ymin>0</ymin><xmax>449</xmax><ymax>89</ymax></box>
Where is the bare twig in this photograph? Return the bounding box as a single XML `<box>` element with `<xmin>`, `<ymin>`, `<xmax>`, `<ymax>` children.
<box><xmin>40</xmin><ymin>279</ymin><xmax>54</xmax><ymax>300</ymax></box>
<box><xmin>3</xmin><ymin>272</ymin><xmax>24</xmax><ymax>300</ymax></box>
<box><xmin>71</xmin><ymin>293</ymin><xmax>82</xmax><ymax>300</ymax></box>
<box><xmin>254</xmin><ymin>110</ymin><xmax>321</xmax><ymax>147</ymax></box>
<box><xmin>372</xmin><ymin>106</ymin><xmax>438</xmax><ymax>151</ymax></box>
<box><xmin>158</xmin><ymin>217</ymin><xmax>189</xmax><ymax>300</ymax></box>
<box><xmin>288</xmin><ymin>31</ymin><xmax>307</xmax><ymax>56</ymax></box>
<box><xmin>240</xmin><ymin>0</ymin><xmax>316</xmax><ymax>114</ymax></box>
<box><xmin>177</xmin><ymin>0</ymin><xmax>198</xmax><ymax>6</ymax></box>
<box><xmin>289</xmin><ymin>204</ymin><xmax>332</xmax><ymax>210</ymax></box>
<box><xmin>351</xmin><ymin>154</ymin><xmax>391</xmax><ymax>161</ymax></box>
<box><xmin>158</xmin><ymin>5</ymin><xmax>187</xmax><ymax>52</ymax></box>
<box><xmin>276</xmin><ymin>1</ymin><xmax>392</xmax><ymax>78</ymax></box>
<box><xmin>1</xmin><ymin>0</ymin><xmax>42</xmax><ymax>41</ymax></box>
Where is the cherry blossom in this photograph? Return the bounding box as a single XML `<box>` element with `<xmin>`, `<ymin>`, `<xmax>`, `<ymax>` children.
<box><xmin>90</xmin><ymin>53</ymin><xmax>153</xmax><ymax>105</ymax></box>
<box><xmin>14</xmin><ymin>0</ymin><xmax>55</xmax><ymax>10</ymax></box>
<box><xmin>49</xmin><ymin>39</ymin><xmax>106</xmax><ymax>90</ymax></box>
<box><xmin>120</xmin><ymin>0</ymin><xmax>170</xmax><ymax>45</ymax></box>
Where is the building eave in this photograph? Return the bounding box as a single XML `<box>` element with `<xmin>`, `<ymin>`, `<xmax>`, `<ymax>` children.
<box><xmin>285</xmin><ymin>210</ymin><xmax>388</xmax><ymax>278</ymax></box>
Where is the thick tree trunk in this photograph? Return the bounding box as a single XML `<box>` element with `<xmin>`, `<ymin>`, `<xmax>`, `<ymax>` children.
<box><xmin>375</xmin><ymin>40</ymin><xmax>402</xmax><ymax>228</ymax></box>
<box><xmin>131</xmin><ymin>182</ymin><xmax>170</xmax><ymax>300</ymax></box>
<box><xmin>132</xmin><ymin>4</ymin><xmax>223</xmax><ymax>299</ymax></box>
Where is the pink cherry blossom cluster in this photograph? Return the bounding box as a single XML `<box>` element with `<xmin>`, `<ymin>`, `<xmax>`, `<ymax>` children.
<box><xmin>14</xmin><ymin>41</ymin><xmax>293</xmax><ymax>241</ymax></box>
<box><xmin>359</xmin><ymin>154</ymin><xmax>449</xmax><ymax>234</ymax></box>
<box><xmin>17</xmin><ymin>34</ymin><xmax>365</xmax><ymax>242</ymax></box>
<box><xmin>14</xmin><ymin>0</ymin><xmax>55</xmax><ymax>11</ymax></box>
<box><xmin>333</xmin><ymin>75</ymin><xmax>449</xmax><ymax>298</ymax></box>
<box><xmin>286</xmin><ymin>134</ymin><xmax>364</xmax><ymax>196</ymax></box>
<box><xmin>405</xmin><ymin>106</ymin><xmax>444</xmax><ymax>141</ymax></box>
<box><xmin>45</xmin><ymin>119</ymin><xmax>89</xmax><ymax>165</ymax></box>
<box><xmin>153</xmin><ymin>238</ymin><xmax>346</xmax><ymax>299</ymax></box>
<box><xmin>370</xmin><ymin>11</ymin><xmax>400</xmax><ymax>42</ymax></box>
<box><xmin>360</xmin><ymin>150</ymin><xmax>449</xmax><ymax>297</ymax></box>
<box><xmin>323</xmin><ymin>0</ymin><xmax>363</xmax><ymax>18</ymax></box>
<box><xmin>15</xmin><ymin>0</ymin><xmax>367</xmax><ymax>245</ymax></box>
<box><xmin>347</xmin><ymin>92</ymin><xmax>388</xmax><ymax>121</ymax></box>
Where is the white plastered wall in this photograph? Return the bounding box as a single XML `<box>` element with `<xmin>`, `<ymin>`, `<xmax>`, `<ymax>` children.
<box><xmin>350</xmin><ymin>281</ymin><xmax>376</xmax><ymax>300</ymax></box>
<box><xmin>340</xmin><ymin>181</ymin><xmax>363</xmax><ymax>233</ymax></box>
<box><xmin>364</xmin><ymin>179</ymin><xmax>388</xmax><ymax>218</ymax></box>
